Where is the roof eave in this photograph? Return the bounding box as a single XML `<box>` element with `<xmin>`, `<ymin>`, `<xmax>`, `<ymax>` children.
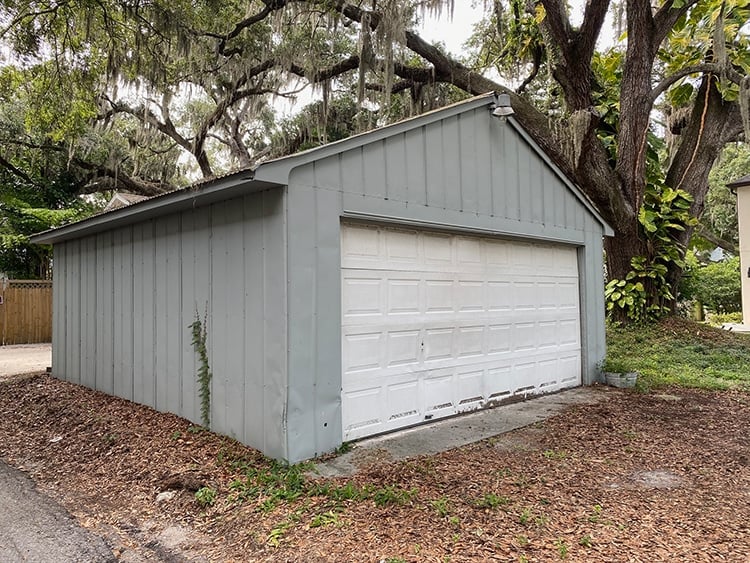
<box><xmin>31</xmin><ymin>175</ymin><xmax>282</xmax><ymax>245</ymax></box>
<box><xmin>504</xmin><ymin>116</ymin><xmax>615</xmax><ymax>237</ymax></box>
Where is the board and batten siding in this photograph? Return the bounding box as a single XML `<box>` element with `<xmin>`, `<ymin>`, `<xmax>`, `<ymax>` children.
<box><xmin>51</xmin><ymin>188</ymin><xmax>290</xmax><ymax>459</ymax></box>
<box><xmin>283</xmin><ymin>106</ymin><xmax>607</xmax><ymax>461</ymax></box>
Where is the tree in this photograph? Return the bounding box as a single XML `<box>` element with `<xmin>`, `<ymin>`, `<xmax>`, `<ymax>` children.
<box><xmin>697</xmin><ymin>143</ymin><xmax>750</xmax><ymax>254</ymax></box>
<box><xmin>0</xmin><ymin>0</ymin><xmax>749</xmax><ymax>321</ymax></box>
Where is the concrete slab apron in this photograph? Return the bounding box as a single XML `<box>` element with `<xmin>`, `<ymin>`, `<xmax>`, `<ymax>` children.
<box><xmin>315</xmin><ymin>387</ymin><xmax>607</xmax><ymax>478</ymax></box>
<box><xmin>0</xmin><ymin>461</ymin><xmax>114</xmax><ymax>563</ymax></box>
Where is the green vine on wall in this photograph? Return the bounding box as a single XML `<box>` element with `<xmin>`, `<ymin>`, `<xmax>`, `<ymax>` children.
<box><xmin>190</xmin><ymin>306</ymin><xmax>212</xmax><ymax>428</ymax></box>
<box><xmin>605</xmin><ymin>183</ymin><xmax>698</xmax><ymax>323</ymax></box>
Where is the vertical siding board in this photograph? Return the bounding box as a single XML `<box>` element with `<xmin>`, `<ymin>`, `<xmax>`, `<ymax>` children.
<box><xmin>474</xmin><ymin>109</ymin><xmax>493</xmax><ymax>215</ymax></box>
<box><xmin>114</xmin><ymin>227</ymin><xmax>135</xmax><ymax>401</ymax></box>
<box><xmin>549</xmin><ymin>169</ymin><xmax>565</xmax><ymax>227</ymax></box>
<box><xmin>313</xmin><ymin>156</ymin><xmax>341</xmax><ymax>190</ymax></box>
<box><xmin>154</xmin><ymin>219</ymin><xmax>169</xmax><ymax>411</ymax></box>
<box><xmin>441</xmin><ymin>116</ymin><xmax>461</xmax><ymax>211</ymax></box>
<box><xmin>188</xmin><ymin>208</ymin><xmax>213</xmax><ymax>424</ymax></box>
<box><xmin>165</xmin><ymin>215</ymin><xmax>182</xmax><ymax>415</ymax></box>
<box><xmin>112</xmin><ymin>230</ymin><xmax>124</xmax><ymax>396</ymax></box>
<box><xmin>131</xmin><ymin>223</ymin><xmax>144</xmax><ymax>405</ymax></box>
<box><xmin>180</xmin><ymin>210</ymin><xmax>198</xmax><ymax>424</ymax></box>
<box><xmin>68</xmin><ymin>239</ymin><xmax>81</xmax><ymax>384</ymax></box>
<box><xmin>339</xmin><ymin>149</ymin><xmax>363</xmax><ymax>198</ymax></box>
<box><xmin>459</xmin><ymin>110</ymin><xmax>479</xmax><ymax>214</ymax></box>
<box><xmin>424</xmin><ymin>122</ymin><xmax>446</xmax><ymax>208</ymax></box>
<box><xmin>404</xmin><ymin>128</ymin><xmax>426</xmax><ymax>206</ymax></box>
<box><xmin>209</xmin><ymin>202</ymin><xmax>229</xmax><ymax>435</ymax></box>
<box><xmin>262</xmin><ymin>189</ymin><xmax>287</xmax><ymax>460</ymax></box>
<box><xmin>224</xmin><ymin>201</ymin><xmax>247</xmax><ymax>439</ymax></box>
<box><xmin>95</xmin><ymin>232</ymin><xmax>114</xmax><ymax>394</ymax></box>
<box><xmin>312</xmin><ymin>186</ymin><xmax>342</xmax><ymax>457</ymax></box>
<box><xmin>518</xmin><ymin>140</ymin><xmax>534</xmax><ymax>223</ymax></box>
<box><xmin>495</xmin><ymin>120</ymin><xmax>520</xmax><ymax>219</ymax></box>
<box><xmin>242</xmin><ymin>194</ymin><xmax>265</xmax><ymax>447</ymax></box>
<box><xmin>82</xmin><ymin>236</ymin><xmax>97</xmax><ymax>389</ymax></box>
<box><xmin>384</xmin><ymin>135</ymin><xmax>408</xmax><ymax>202</ymax></box>
<box><xmin>361</xmin><ymin>142</ymin><xmax>387</xmax><ymax>199</ymax></box>
<box><xmin>286</xmin><ymin>181</ymin><xmax>317</xmax><ymax>460</ymax></box>
<box><xmin>51</xmin><ymin>243</ymin><xmax>64</xmax><ymax>377</ymax></box>
<box><xmin>140</xmin><ymin>222</ymin><xmax>157</xmax><ymax>408</ymax></box>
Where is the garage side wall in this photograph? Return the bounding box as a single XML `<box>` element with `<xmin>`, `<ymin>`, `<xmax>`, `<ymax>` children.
<box><xmin>51</xmin><ymin>188</ymin><xmax>289</xmax><ymax>459</ymax></box>
<box><xmin>284</xmin><ymin>106</ymin><xmax>607</xmax><ymax>462</ymax></box>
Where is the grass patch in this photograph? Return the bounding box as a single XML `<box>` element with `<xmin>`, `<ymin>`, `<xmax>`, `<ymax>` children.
<box><xmin>606</xmin><ymin>318</ymin><xmax>750</xmax><ymax>391</ymax></box>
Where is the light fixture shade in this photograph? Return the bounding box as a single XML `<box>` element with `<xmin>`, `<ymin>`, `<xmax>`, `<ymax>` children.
<box><xmin>492</xmin><ymin>93</ymin><xmax>514</xmax><ymax>117</ymax></box>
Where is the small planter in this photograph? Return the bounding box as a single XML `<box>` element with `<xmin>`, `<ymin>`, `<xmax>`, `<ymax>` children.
<box><xmin>604</xmin><ymin>371</ymin><xmax>639</xmax><ymax>389</ymax></box>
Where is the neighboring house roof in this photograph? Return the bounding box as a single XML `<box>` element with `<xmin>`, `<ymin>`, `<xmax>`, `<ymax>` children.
<box><xmin>31</xmin><ymin>93</ymin><xmax>613</xmax><ymax>245</ymax></box>
<box><xmin>103</xmin><ymin>192</ymin><xmax>149</xmax><ymax>212</ymax></box>
<box><xmin>727</xmin><ymin>174</ymin><xmax>750</xmax><ymax>189</ymax></box>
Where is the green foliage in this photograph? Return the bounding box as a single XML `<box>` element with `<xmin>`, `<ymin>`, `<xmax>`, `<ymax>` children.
<box><xmin>194</xmin><ymin>486</ymin><xmax>217</xmax><ymax>507</ymax></box>
<box><xmin>707</xmin><ymin>311</ymin><xmax>743</xmax><ymax>326</ymax></box>
<box><xmin>430</xmin><ymin>496</ymin><xmax>451</xmax><ymax>517</ymax></box>
<box><xmin>680</xmin><ymin>256</ymin><xmax>741</xmax><ymax>314</ymax></box>
<box><xmin>606</xmin><ymin>319</ymin><xmax>750</xmax><ymax>391</ymax></box>
<box><xmin>473</xmin><ymin>493</ymin><xmax>511</xmax><ymax>509</ymax></box>
<box><xmin>606</xmin><ymin>184</ymin><xmax>697</xmax><ymax>323</ymax></box>
<box><xmin>309</xmin><ymin>509</ymin><xmax>341</xmax><ymax>528</ymax></box>
<box><xmin>189</xmin><ymin>308</ymin><xmax>212</xmax><ymax>428</ymax></box>
<box><xmin>699</xmin><ymin>144</ymin><xmax>750</xmax><ymax>250</ymax></box>
<box><xmin>372</xmin><ymin>485</ymin><xmax>417</xmax><ymax>507</ymax></box>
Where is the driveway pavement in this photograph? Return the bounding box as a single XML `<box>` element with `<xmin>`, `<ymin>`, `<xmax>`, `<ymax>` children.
<box><xmin>0</xmin><ymin>461</ymin><xmax>114</xmax><ymax>562</ymax></box>
<box><xmin>0</xmin><ymin>343</ymin><xmax>51</xmax><ymax>380</ymax></box>
<box><xmin>1</xmin><ymin>343</ymin><xmax>114</xmax><ymax>562</ymax></box>
<box><xmin>316</xmin><ymin>386</ymin><xmax>608</xmax><ymax>477</ymax></box>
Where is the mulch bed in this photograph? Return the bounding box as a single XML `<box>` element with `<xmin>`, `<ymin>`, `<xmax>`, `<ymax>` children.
<box><xmin>1</xmin><ymin>373</ymin><xmax>749</xmax><ymax>562</ymax></box>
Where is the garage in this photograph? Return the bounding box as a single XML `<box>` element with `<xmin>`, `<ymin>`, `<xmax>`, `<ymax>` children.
<box><xmin>341</xmin><ymin>222</ymin><xmax>581</xmax><ymax>439</ymax></box>
<box><xmin>33</xmin><ymin>93</ymin><xmax>612</xmax><ymax>462</ymax></box>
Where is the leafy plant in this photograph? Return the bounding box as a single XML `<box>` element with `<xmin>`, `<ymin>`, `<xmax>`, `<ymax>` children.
<box><xmin>309</xmin><ymin>509</ymin><xmax>341</xmax><ymax>528</ymax></box>
<box><xmin>518</xmin><ymin>508</ymin><xmax>533</xmax><ymax>525</ymax></box>
<box><xmin>190</xmin><ymin>307</ymin><xmax>212</xmax><ymax>428</ymax></box>
<box><xmin>473</xmin><ymin>493</ymin><xmax>511</xmax><ymax>509</ymax></box>
<box><xmin>555</xmin><ymin>538</ymin><xmax>569</xmax><ymax>559</ymax></box>
<box><xmin>598</xmin><ymin>357</ymin><xmax>632</xmax><ymax>374</ymax></box>
<box><xmin>372</xmin><ymin>485</ymin><xmax>417</xmax><ymax>507</ymax></box>
<box><xmin>431</xmin><ymin>496</ymin><xmax>451</xmax><ymax>517</ymax></box>
<box><xmin>542</xmin><ymin>449</ymin><xmax>568</xmax><ymax>460</ymax></box>
<box><xmin>195</xmin><ymin>486</ymin><xmax>217</xmax><ymax>507</ymax></box>
<box><xmin>606</xmin><ymin>184</ymin><xmax>698</xmax><ymax>323</ymax></box>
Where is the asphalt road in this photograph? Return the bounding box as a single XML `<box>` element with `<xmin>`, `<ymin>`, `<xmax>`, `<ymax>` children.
<box><xmin>0</xmin><ymin>457</ymin><xmax>115</xmax><ymax>562</ymax></box>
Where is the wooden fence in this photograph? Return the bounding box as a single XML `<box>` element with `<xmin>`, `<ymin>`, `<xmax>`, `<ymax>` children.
<box><xmin>0</xmin><ymin>279</ymin><xmax>53</xmax><ymax>345</ymax></box>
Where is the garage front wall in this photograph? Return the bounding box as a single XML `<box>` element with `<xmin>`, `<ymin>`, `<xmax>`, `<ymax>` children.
<box><xmin>284</xmin><ymin>105</ymin><xmax>607</xmax><ymax>461</ymax></box>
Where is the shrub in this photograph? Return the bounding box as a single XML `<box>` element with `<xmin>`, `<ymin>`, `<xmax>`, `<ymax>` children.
<box><xmin>680</xmin><ymin>256</ymin><xmax>741</xmax><ymax>314</ymax></box>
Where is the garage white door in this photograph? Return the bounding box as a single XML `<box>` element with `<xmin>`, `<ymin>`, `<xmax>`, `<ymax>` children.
<box><xmin>340</xmin><ymin>222</ymin><xmax>581</xmax><ymax>441</ymax></box>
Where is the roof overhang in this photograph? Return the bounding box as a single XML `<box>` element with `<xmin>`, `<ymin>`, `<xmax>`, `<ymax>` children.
<box><xmin>31</xmin><ymin>175</ymin><xmax>282</xmax><ymax>245</ymax></box>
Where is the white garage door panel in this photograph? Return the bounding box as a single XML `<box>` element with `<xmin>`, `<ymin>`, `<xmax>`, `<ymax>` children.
<box><xmin>341</xmin><ymin>223</ymin><xmax>582</xmax><ymax>441</ymax></box>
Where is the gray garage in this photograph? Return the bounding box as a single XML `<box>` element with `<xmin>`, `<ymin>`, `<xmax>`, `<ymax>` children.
<box><xmin>33</xmin><ymin>93</ymin><xmax>612</xmax><ymax>463</ymax></box>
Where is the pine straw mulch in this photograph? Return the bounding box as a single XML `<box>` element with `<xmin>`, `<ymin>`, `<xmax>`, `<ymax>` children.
<box><xmin>1</xmin><ymin>373</ymin><xmax>750</xmax><ymax>562</ymax></box>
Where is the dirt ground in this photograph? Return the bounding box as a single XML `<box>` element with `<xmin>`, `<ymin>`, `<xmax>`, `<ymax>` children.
<box><xmin>1</xmin><ymin>372</ymin><xmax>749</xmax><ymax>562</ymax></box>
